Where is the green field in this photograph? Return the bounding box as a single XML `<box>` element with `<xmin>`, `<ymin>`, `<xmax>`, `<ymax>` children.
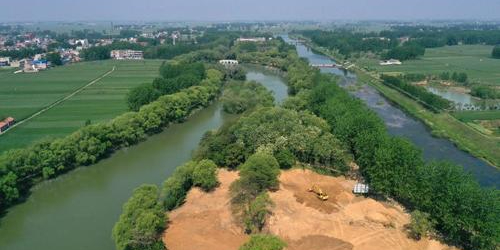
<box><xmin>0</xmin><ymin>60</ymin><xmax>162</xmax><ymax>152</ymax></box>
<box><xmin>358</xmin><ymin>45</ymin><xmax>500</xmax><ymax>86</ymax></box>
<box><xmin>453</xmin><ymin>110</ymin><xmax>500</xmax><ymax>121</ymax></box>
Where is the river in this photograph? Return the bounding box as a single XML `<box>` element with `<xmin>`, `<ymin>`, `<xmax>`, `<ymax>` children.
<box><xmin>282</xmin><ymin>35</ymin><xmax>499</xmax><ymax>188</ymax></box>
<box><xmin>0</xmin><ymin>67</ymin><xmax>288</xmax><ymax>250</ymax></box>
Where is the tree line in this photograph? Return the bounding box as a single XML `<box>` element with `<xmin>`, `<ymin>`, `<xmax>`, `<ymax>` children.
<box><xmin>381</xmin><ymin>75</ymin><xmax>452</xmax><ymax>111</ymax></box>
<box><xmin>296</xmin><ymin>64</ymin><xmax>499</xmax><ymax>250</ymax></box>
<box><xmin>0</xmin><ymin>64</ymin><xmax>224</xmax><ymax>212</ymax></box>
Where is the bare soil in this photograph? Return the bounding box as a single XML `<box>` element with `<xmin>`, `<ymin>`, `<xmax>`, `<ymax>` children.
<box><xmin>163</xmin><ymin>168</ymin><xmax>457</xmax><ymax>250</ymax></box>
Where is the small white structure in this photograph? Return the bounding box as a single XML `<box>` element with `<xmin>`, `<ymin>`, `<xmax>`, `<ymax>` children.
<box><xmin>379</xmin><ymin>59</ymin><xmax>402</xmax><ymax>66</ymax></box>
<box><xmin>219</xmin><ymin>59</ymin><xmax>239</xmax><ymax>66</ymax></box>
<box><xmin>353</xmin><ymin>183</ymin><xmax>369</xmax><ymax>194</ymax></box>
<box><xmin>110</xmin><ymin>50</ymin><xmax>144</xmax><ymax>60</ymax></box>
<box><xmin>236</xmin><ymin>37</ymin><xmax>266</xmax><ymax>42</ymax></box>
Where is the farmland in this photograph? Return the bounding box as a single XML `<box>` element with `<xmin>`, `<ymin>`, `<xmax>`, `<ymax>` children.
<box><xmin>0</xmin><ymin>60</ymin><xmax>162</xmax><ymax>152</ymax></box>
<box><xmin>358</xmin><ymin>45</ymin><xmax>500</xmax><ymax>86</ymax></box>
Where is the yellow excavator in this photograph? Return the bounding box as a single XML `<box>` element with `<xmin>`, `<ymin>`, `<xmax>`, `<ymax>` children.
<box><xmin>308</xmin><ymin>184</ymin><xmax>329</xmax><ymax>201</ymax></box>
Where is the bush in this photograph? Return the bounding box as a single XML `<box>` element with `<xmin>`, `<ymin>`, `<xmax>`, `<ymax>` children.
<box><xmin>192</xmin><ymin>159</ymin><xmax>219</xmax><ymax>191</ymax></box>
<box><xmin>239</xmin><ymin>234</ymin><xmax>286</xmax><ymax>250</ymax></box>
<box><xmin>243</xmin><ymin>193</ymin><xmax>274</xmax><ymax>233</ymax></box>
<box><xmin>408</xmin><ymin>210</ymin><xmax>435</xmax><ymax>240</ymax></box>
<box><xmin>161</xmin><ymin>161</ymin><xmax>195</xmax><ymax>210</ymax></box>
<box><xmin>238</xmin><ymin>152</ymin><xmax>280</xmax><ymax>195</ymax></box>
<box><xmin>112</xmin><ymin>185</ymin><xmax>165</xmax><ymax>250</ymax></box>
<box><xmin>274</xmin><ymin>149</ymin><xmax>296</xmax><ymax>169</ymax></box>
<box><xmin>492</xmin><ymin>46</ymin><xmax>500</xmax><ymax>59</ymax></box>
<box><xmin>221</xmin><ymin>81</ymin><xmax>274</xmax><ymax>114</ymax></box>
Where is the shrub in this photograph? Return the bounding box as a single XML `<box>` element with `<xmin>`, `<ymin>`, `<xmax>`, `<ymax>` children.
<box><xmin>243</xmin><ymin>193</ymin><xmax>274</xmax><ymax>234</ymax></box>
<box><xmin>238</xmin><ymin>152</ymin><xmax>280</xmax><ymax>195</ymax></box>
<box><xmin>221</xmin><ymin>81</ymin><xmax>274</xmax><ymax>114</ymax></box>
<box><xmin>112</xmin><ymin>185</ymin><xmax>165</xmax><ymax>250</ymax></box>
<box><xmin>192</xmin><ymin>159</ymin><xmax>219</xmax><ymax>191</ymax></box>
<box><xmin>274</xmin><ymin>149</ymin><xmax>296</xmax><ymax>169</ymax></box>
<box><xmin>239</xmin><ymin>234</ymin><xmax>286</xmax><ymax>250</ymax></box>
<box><xmin>408</xmin><ymin>210</ymin><xmax>435</xmax><ymax>240</ymax></box>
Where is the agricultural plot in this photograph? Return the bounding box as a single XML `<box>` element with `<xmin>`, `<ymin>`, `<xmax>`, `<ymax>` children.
<box><xmin>0</xmin><ymin>61</ymin><xmax>113</xmax><ymax>121</ymax></box>
<box><xmin>0</xmin><ymin>60</ymin><xmax>162</xmax><ymax>152</ymax></box>
<box><xmin>453</xmin><ymin>110</ymin><xmax>500</xmax><ymax>136</ymax></box>
<box><xmin>359</xmin><ymin>45</ymin><xmax>500</xmax><ymax>86</ymax></box>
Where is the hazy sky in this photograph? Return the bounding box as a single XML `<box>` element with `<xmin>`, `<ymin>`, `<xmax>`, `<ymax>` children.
<box><xmin>1</xmin><ymin>0</ymin><xmax>499</xmax><ymax>22</ymax></box>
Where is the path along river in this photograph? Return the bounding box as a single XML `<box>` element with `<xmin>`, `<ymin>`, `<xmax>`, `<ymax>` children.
<box><xmin>0</xmin><ymin>66</ymin><xmax>288</xmax><ymax>250</ymax></box>
<box><xmin>282</xmin><ymin>35</ymin><xmax>499</xmax><ymax>188</ymax></box>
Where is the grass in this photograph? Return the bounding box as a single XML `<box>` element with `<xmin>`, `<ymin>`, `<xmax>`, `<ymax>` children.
<box><xmin>358</xmin><ymin>45</ymin><xmax>500</xmax><ymax>86</ymax></box>
<box><xmin>452</xmin><ymin>110</ymin><xmax>500</xmax><ymax>122</ymax></box>
<box><xmin>0</xmin><ymin>60</ymin><xmax>163</xmax><ymax>152</ymax></box>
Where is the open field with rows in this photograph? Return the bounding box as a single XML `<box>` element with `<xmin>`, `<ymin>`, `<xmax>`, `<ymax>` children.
<box><xmin>358</xmin><ymin>45</ymin><xmax>500</xmax><ymax>86</ymax></box>
<box><xmin>0</xmin><ymin>60</ymin><xmax>162</xmax><ymax>152</ymax></box>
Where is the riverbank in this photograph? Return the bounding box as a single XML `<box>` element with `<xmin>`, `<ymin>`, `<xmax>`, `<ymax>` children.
<box><xmin>298</xmin><ymin>36</ymin><xmax>500</xmax><ymax>169</ymax></box>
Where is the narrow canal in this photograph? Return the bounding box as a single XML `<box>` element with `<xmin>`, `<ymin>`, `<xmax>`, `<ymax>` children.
<box><xmin>0</xmin><ymin>67</ymin><xmax>288</xmax><ymax>250</ymax></box>
<box><xmin>282</xmin><ymin>35</ymin><xmax>499</xmax><ymax>188</ymax></box>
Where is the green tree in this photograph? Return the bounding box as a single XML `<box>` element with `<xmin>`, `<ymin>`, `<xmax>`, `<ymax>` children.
<box><xmin>46</xmin><ymin>52</ymin><xmax>63</xmax><ymax>66</ymax></box>
<box><xmin>127</xmin><ymin>83</ymin><xmax>161</xmax><ymax>111</ymax></box>
<box><xmin>239</xmin><ymin>234</ymin><xmax>286</xmax><ymax>250</ymax></box>
<box><xmin>192</xmin><ymin>159</ymin><xmax>219</xmax><ymax>191</ymax></box>
<box><xmin>238</xmin><ymin>152</ymin><xmax>280</xmax><ymax>195</ymax></box>
<box><xmin>243</xmin><ymin>193</ymin><xmax>274</xmax><ymax>233</ymax></box>
<box><xmin>491</xmin><ymin>46</ymin><xmax>500</xmax><ymax>59</ymax></box>
<box><xmin>408</xmin><ymin>210</ymin><xmax>435</xmax><ymax>240</ymax></box>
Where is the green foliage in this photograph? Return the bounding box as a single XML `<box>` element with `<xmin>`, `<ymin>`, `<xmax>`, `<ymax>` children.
<box><xmin>197</xmin><ymin>107</ymin><xmax>347</xmax><ymax>172</ymax></box>
<box><xmin>408</xmin><ymin>210</ymin><xmax>435</xmax><ymax>240</ymax></box>
<box><xmin>273</xmin><ymin>149</ymin><xmax>296</xmax><ymax>169</ymax></box>
<box><xmin>381</xmin><ymin>75</ymin><xmax>451</xmax><ymax>111</ymax></box>
<box><xmin>470</xmin><ymin>85</ymin><xmax>500</xmax><ymax>99</ymax></box>
<box><xmin>384</xmin><ymin>44</ymin><xmax>425</xmax><ymax>61</ymax></box>
<box><xmin>112</xmin><ymin>185</ymin><xmax>165</xmax><ymax>250</ymax></box>
<box><xmin>192</xmin><ymin>159</ymin><xmax>219</xmax><ymax>191</ymax></box>
<box><xmin>46</xmin><ymin>52</ymin><xmax>63</xmax><ymax>66</ymax></box>
<box><xmin>492</xmin><ymin>46</ymin><xmax>500</xmax><ymax>59</ymax></box>
<box><xmin>161</xmin><ymin>161</ymin><xmax>196</xmax><ymax>210</ymax></box>
<box><xmin>239</xmin><ymin>234</ymin><xmax>286</xmax><ymax>250</ymax></box>
<box><xmin>308</xmin><ymin>74</ymin><xmax>500</xmax><ymax>250</ymax></box>
<box><xmin>238</xmin><ymin>152</ymin><xmax>280</xmax><ymax>195</ymax></box>
<box><xmin>242</xmin><ymin>193</ymin><xmax>274</xmax><ymax>234</ymax></box>
<box><xmin>221</xmin><ymin>81</ymin><xmax>275</xmax><ymax>114</ymax></box>
<box><xmin>127</xmin><ymin>83</ymin><xmax>161</xmax><ymax>111</ymax></box>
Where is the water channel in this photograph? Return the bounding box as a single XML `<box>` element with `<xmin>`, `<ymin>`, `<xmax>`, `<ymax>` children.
<box><xmin>0</xmin><ymin>67</ymin><xmax>288</xmax><ymax>250</ymax></box>
<box><xmin>282</xmin><ymin>35</ymin><xmax>499</xmax><ymax>188</ymax></box>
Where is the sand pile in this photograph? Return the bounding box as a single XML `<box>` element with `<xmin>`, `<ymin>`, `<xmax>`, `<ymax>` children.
<box><xmin>267</xmin><ymin>169</ymin><xmax>456</xmax><ymax>250</ymax></box>
<box><xmin>162</xmin><ymin>168</ymin><xmax>456</xmax><ymax>250</ymax></box>
<box><xmin>162</xmin><ymin>169</ymin><xmax>248</xmax><ymax>250</ymax></box>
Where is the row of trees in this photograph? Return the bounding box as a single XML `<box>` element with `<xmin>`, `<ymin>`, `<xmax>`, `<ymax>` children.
<box><xmin>0</xmin><ymin>67</ymin><xmax>224</xmax><ymax>211</ymax></box>
<box><xmin>381</xmin><ymin>75</ymin><xmax>452</xmax><ymax>111</ymax></box>
<box><xmin>470</xmin><ymin>85</ymin><xmax>500</xmax><ymax>99</ymax></box>
<box><xmin>383</xmin><ymin>43</ymin><xmax>425</xmax><ymax>60</ymax></box>
<box><xmin>126</xmin><ymin>62</ymin><xmax>206</xmax><ymax>110</ymax></box>
<box><xmin>298</xmin><ymin>67</ymin><xmax>499</xmax><ymax>250</ymax></box>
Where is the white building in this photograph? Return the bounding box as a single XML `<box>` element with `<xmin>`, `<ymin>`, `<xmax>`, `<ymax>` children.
<box><xmin>236</xmin><ymin>37</ymin><xmax>266</xmax><ymax>42</ymax></box>
<box><xmin>0</xmin><ymin>57</ymin><xmax>10</xmax><ymax>67</ymax></box>
<box><xmin>110</xmin><ymin>50</ymin><xmax>144</xmax><ymax>60</ymax></box>
<box><xmin>219</xmin><ymin>59</ymin><xmax>239</xmax><ymax>66</ymax></box>
<box><xmin>379</xmin><ymin>59</ymin><xmax>402</xmax><ymax>66</ymax></box>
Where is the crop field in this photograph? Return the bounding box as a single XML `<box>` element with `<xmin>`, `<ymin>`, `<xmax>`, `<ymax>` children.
<box><xmin>358</xmin><ymin>45</ymin><xmax>500</xmax><ymax>86</ymax></box>
<box><xmin>0</xmin><ymin>60</ymin><xmax>162</xmax><ymax>152</ymax></box>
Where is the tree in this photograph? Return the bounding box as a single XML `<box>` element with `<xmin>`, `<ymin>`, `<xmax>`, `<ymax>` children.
<box><xmin>192</xmin><ymin>159</ymin><xmax>219</xmax><ymax>191</ymax></box>
<box><xmin>238</xmin><ymin>152</ymin><xmax>280</xmax><ymax>195</ymax></box>
<box><xmin>127</xmin><ymin>83</ymin><xmax>161</xmax><ymax>111</ymax></box>
<box><xmin>239</xmin><ymin>234</ymin><xmax>286</xmax><ymax>250</ymax></box>
<box><xmin>46</xmin><ymin>52</ymin><xmax>63</xmax><ymax>66</ymax></box>
<box><xmin>243</xmin><ymin>193</ymin><xmax>274</xmax><ymax>233</ymax></box>
<box><xmin>408</xmin><ymin>210</ymin><xmax>435</xmax><ymax>240</ymax></box>
<box><xmin>491</xmin><ymin>46</ymin><xmax>500</xmax><ymax>59</ymax></box>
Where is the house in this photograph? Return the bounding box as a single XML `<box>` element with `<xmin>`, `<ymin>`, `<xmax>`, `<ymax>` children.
<box><xmin>0</xmin><ymin>117</ymin><xmax>15</xmax><ymax>133</ymax></box>
<box><xmin>379</xmin><ymin>59</ymin><xmax>402</xmax><ymax>66</ymax></box>
<box><xmin>110</xmin><ymin>50</ymin><xmax>144</xmax><ymax>60</ymax></box>
<box><xmin>0</xmin><ymin>57</ymin><xmax>10</xmax><ymax>67</ymax></box>
<box><xmin>219</xmin><ymin>59</ymin><xmax>239</xmax><ymax>66</ymax></box>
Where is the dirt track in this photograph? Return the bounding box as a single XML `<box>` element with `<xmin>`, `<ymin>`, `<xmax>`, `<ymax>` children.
<box><xmin>163</xmin><ymin>169</ymin><xmax>456</xmax><ymax>250</ymax></box>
